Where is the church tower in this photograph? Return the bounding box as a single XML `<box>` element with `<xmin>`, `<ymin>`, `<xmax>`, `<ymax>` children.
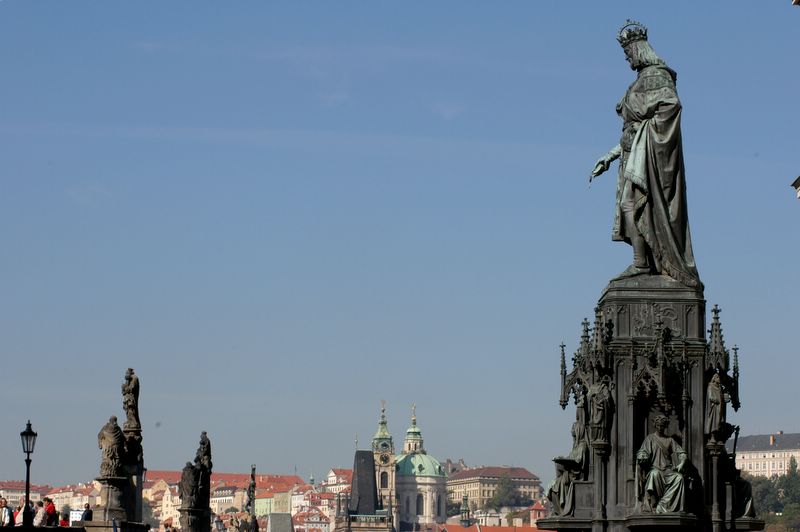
<box><xmin>402</xmin><ymin>404</ymin><xmax>424</xmax><ymax>454</ymax></box>
<box><xmin>371</xmin><ymin>401</ymin><xmax>396</xmax><ymax>513</ymax></box>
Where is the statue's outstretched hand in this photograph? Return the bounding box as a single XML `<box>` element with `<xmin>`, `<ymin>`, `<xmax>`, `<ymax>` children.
<box><xmin>590</xmin><ymin>156</ymin><xmax>610</xmax><ymax>182</ymax></box>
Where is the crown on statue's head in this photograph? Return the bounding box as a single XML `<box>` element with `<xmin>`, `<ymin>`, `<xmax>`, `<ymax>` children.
<box><xmin>617</xmin><ymin>19</ymin><xmax>648</xmax><ymax>48</ymax></box>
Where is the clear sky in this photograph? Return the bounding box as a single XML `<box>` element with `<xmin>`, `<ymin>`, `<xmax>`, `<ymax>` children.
<box><xmin>1</xmin><ymin>2</ymin><xmax>797</xmax><ymax>487</ymax></box>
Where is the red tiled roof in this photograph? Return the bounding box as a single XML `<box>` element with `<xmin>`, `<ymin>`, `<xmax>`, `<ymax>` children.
<box><xmin>0</xmin><ymin>481</ymin><xmax>52</xmax><ymax>493</ymax></box>
<box><xmin>481</xmin><ymin>527</ymin><xmax>541</xmax><ymax>532</ymax></box>
<box><xmin>446</xmin><ymin>466</ymin><xmax>539</xmax><ymax>482</ymax></box>
<box><xmin>146</xmin><ymin>471</ymin><xmax>303</xmax><ymax>490</ymax></box>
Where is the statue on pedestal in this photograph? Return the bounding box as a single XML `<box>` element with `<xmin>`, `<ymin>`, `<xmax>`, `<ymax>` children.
<box><xmin>122</xmin><ymin>368</ymin><xmax>141</xmax><ymax>430</ymax></box>
<box><xmin>636</xmin><ymin>415</ymin><xmax>689</xmax><ymax>513</ymax></box>
<box><xmin>98</xmin><ymin>416</ymin><xmax>126</xmax><ymax>478</ymax></box>
<box><xmin>589</xmin><ymin>20</ymin><xmax>701</xmax><ymax>289</ymax></box>
<box><xmin>180</xmin><ymin>432</ymin><xmax>213</xmax><ymax>532</ymax></box>
<box><xmin>180</xmin><ymin>461</ymin><xmax>200</xmax><ymax>509</ymax></box>
<box><xmin>587</xmin><ymin>375</ymin><xmax>613</xmax><ymax>444</ymax></box>
<box><xmin>705</xmin><ymin>373</ymin><xmax>730</xmax><ymax>442</ymax></box>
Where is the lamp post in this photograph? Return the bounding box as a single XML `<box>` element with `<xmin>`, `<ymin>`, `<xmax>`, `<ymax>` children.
<box><xmin>20</xmin><ymin>420</ymin><xmax>38</xmax><ymax>527</ymax></box>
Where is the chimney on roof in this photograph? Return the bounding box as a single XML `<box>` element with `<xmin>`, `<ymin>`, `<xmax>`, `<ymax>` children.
<box><xmin>779</xmin><ymin>431</ymin><xmax>784</xmax><ymax>436</ymax></box>
<box><xmin>770</xmin><ymin>435</ymin><xmax>776</xmax><ymax>446</ymax></box>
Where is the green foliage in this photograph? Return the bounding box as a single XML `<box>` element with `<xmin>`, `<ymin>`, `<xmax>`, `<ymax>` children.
<box><xmin>445</xmin><ymin>500</ymin><xmax>462</xmax><ymax>517</ymax></box>
<box><xmin>751</xmin><ymin>474</ymin><xmax>781</xmax><ymax>514</ymax></box>
<box><xmin>484</xmin><ymin>473</ymin><xmax>531</xmax><ymax>511</ymax></box>
<box><xmin>748</xmin><ymin>457</ymin><xmax>800</xmax><ymax>530</ymax></box>
<box><xmin>142</xmin><ymin>503</ymin><xmax>160</xmax><ymax>528</ymax></box>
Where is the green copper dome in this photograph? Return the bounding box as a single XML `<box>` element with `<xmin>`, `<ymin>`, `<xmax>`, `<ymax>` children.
<box><xmin>395</xmin><ymin>452</ymin><xmax>446</xmax><ymax>478</ymax></box>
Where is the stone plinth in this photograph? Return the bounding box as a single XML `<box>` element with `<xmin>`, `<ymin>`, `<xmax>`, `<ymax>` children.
<box><xmin>179</xmin><ymin>507</ymin><xmax>210</xmax><ymax>532</ymax></box>
<box><xmin>598</xmin><ymin>275</ymin><xmax>705</xmax><ymax>344</ymax></box>
<box><xmin>624</xmin><ymin>513</ymin><xmax>699</xmax><ymax>530</ymax></box>
<box><xmin>95</xmin><ymin>476</ymin><xmax>129</xmax><ymax>522</ymax></box>
<box><xmin>82</xmin><ymin>520</ymin><xmax>150</xmax><ymax>532</ymax></box>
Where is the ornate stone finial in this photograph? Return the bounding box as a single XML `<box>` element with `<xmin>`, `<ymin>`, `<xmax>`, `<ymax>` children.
<box><xmin>617</xmin><ymin>19</ymin><xmax>648</xmax><ymax>48</ymax></box>
<box><xmin>709</xmin><ymin>304</ymin><xmax>726</xmax><ymax>362</ymax></box>
<box><xmin>591</xmin><ymin>308</ymin><xmax>605</xmax><ymax>355</ymax></box>
<box><xmin>411</xmin><ymin>403</ymin><xmax>417</xmax><ymax>425</ymax></box>
<box><xmin>354</xmin><ymin>434</ymin><xmax>358</xmax><ymax>449</ymax></box>
<box><xmin>560</xmin><ymin>343</ymin><xmax>566</xmax><ymax>370</ymax></box>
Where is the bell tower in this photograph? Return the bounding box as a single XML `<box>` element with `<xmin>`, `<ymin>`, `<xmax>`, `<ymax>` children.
<box><xmin>372</xmin><ymin>401</ymin><xmax>396</xmax><ymax>513</ymax></box>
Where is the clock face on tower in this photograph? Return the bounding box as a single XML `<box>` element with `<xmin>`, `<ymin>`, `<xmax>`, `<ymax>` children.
<box><xmin>380</xmin><ymin>453</ymin><xmax>391</xmax><ymax>464</ymax></box>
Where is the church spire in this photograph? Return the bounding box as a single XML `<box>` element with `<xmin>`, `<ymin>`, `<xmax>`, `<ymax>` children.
<box><xmin>372</xmin><ymin>400</ymin><xmax>394</xmax><ymax>453</ymax></box>
<box><xmin>403</xmin><ymin>404</ymin><xmax>424</xmax><ymax>454</ymax></box>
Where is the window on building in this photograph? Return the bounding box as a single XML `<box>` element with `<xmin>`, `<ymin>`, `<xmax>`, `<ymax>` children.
<box><xmin>380</xmin><ymin>472</ymin><xmax>388</xmax><ymax>489</ymax></box>
<box><xmin>416</xmin><ymin>494</ymin><xmax>424</xmax><ymax>516</ymax></box>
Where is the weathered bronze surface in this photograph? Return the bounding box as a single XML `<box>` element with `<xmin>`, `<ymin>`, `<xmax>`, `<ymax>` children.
<box><xmin>538</xmin><ymin>20</ymin><xmax>763</xmax><ymax>532</ymax></box>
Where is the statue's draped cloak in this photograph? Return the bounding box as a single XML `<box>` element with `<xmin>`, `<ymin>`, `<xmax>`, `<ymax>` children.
<box><xmin>637</xmin><ymin>433</ymin><xmax>687</xmax><ymax>513</ymax></box>
<box><xmin>615</xmin><ymin>64</ymin><xmax>701</xmax><ymax>288</ymax></box>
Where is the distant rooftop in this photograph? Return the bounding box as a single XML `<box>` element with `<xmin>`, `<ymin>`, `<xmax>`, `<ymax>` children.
<box><xmin>728</xmin><ymin>432</ymin><xmax>800</xmax><ymax>453</ymax></box>
<box><xmin>447</xmin><ymin>466</ymin><xmax>539</xmax><ymax>482</ymax></box>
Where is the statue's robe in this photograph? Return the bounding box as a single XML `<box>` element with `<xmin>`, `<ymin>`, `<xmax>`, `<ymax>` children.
<box><xmin>615</xmin><ymin>64</ymin><xmax>701</xmax><ymax>288</ymax></box>
<box><xmin>705</xmin><ymin>379</ymin><xmax>725</xmax><ymax>436</ymax></box>
<box><xmin>636</xmin><ymin>433</ymin><xmax>687</xmax><ymax>513</ymax></box>
<box><xmin>546</xmin><ymin>424</ymin><xmax>590</xmax><ymax>516</ymax></box>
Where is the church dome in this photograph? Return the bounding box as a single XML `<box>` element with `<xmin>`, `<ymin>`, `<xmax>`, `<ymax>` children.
<box><xmin>396</xmin><ymin>452</ymin><xmax>446</xmax><ymax>478</ymax></box>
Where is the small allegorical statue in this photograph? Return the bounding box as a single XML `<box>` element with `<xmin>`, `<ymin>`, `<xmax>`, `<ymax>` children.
<box><xmin>589</xmin><ymin>20</ymin><xmax>701</xmax><ymax>289</ymax></box>
<box><xmin>587</xmin><ymin>375</ymin><xmax>613</xmax><ymax>443</ymax></box>
<box><xmin>179</xmin><ymin>461</ymin><xmax>200</xmax><ymax>509</ymax></box>
<box><xmin>121</xmin><ymin>368</ymin><xmax>141</xmax><ymax>430</ymax></box>
<box><xmin>636</xmin><ymin>415</ymin><xmax>689</xmax><ymax>513</ymax></box>
<box><xmin>195</xmin><ymin>431</ymin><xmax>212</xmax><ymax>471</ymax></box>
<box><xmin>705</xmin><ymin>373</ymin><xmax>730</xmax><ymax>442</ymax></box>
<box><xmin>546</xmin><ymin>421</ymin><xmax>590</xmax><ymax>516</ymax></box>
<box><xmin>98</xmin><ymin>416</ymin><xmax>126</xmax><ymax>477</ymax></box>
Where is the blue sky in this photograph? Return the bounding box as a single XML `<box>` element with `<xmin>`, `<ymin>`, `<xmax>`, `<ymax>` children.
<box><xmin>1</xmin><ymin>2</ymin><xmax>797</xmax><ymax>487</ymax></box>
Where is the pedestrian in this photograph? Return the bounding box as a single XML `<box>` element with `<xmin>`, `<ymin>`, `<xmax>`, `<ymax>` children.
<box><xmin>59</xmin><ymin>512</ymin><xmax>69</xmax><ymax>527</ymax></box>
<box><xmin>33</xmin><ymin>502</ymin><xmax>46</xmax><ymax>528</ymax></box>
<box><xmin>81</xmin><ymin>504</ymin><xmax>93</xmax><ymax>522</ymax></box>
<box><xmin>0</xmin><ymin>498</ymin><xmax>13</xmax><ymax>526</ymax></box>
<box><xmin>43</xmin><ymin>499</ymin><xmax>57</xmax><ymax>527</ymax></box>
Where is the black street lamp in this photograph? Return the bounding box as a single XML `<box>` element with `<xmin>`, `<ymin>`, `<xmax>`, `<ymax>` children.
<box><xmin>20</xmin><ymin>420</ymin><xmax>37</xmax><ymax>527</ymax></box>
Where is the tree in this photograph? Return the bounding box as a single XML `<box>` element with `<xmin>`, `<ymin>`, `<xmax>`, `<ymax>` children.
<box><xmin>779</xmin><ymin>457</ymin><xmax>800</xmax><ymax>507</ymax></box>
<box><xmin>750</xmin><ymin>473</ymin><xmax>781</xmax><ymax>514</ymax></box>
<box><xmin>485</xmin><ymin>474</ymin><xmax>519</xmax><ymax>511</ymax></box>
<box><xmin>60</xmin><ymin>504</ymin><xmax>72</xmax><ymax>517</ymax></box>
<box><xmin>445</xmin><ymin>499</ymin><xmax>461</xmax><ymax>517</ymax></box>
<box><xmin>142</xmin><ymin>503</ymin><xmax>159</xmax><ymax>529</ymax></box>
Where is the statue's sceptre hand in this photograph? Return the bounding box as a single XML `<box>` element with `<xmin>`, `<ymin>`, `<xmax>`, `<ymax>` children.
<box><xmin>589</xmin><ymin>144</ymin><xmax>622</xmax><ymax>183</ymax></box>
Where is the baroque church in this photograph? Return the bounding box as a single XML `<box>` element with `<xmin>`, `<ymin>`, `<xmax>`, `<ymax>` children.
<box><xmin>371</xmin><ymin>404</ymin><xmax>447</xmax><ymax>531</ymax></box>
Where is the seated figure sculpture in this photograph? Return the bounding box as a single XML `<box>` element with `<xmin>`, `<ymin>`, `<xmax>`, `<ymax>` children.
<box><xmin>546</xmin><ymin>421</ymin><xmax>590</xmax><ymax>516</ymax></box>
<box><xmin>636</xmin><ymin>415</ymin><xmax>688</xmax><ymax>513</ymax></box>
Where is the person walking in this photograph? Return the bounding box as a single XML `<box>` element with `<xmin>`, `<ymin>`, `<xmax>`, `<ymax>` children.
<box><xmin>0</xmin><ymin>498</ymin><xmax>14</xmax><ymax>526</ymax></box>
<box><xmin>80</xmin><ymin>504</ymin><xmax>93</xmax><ymax>522</ymax></box>
<box><xmin>33</xmin><ymin>502</ymin><xmax>46</xmax><ymax>527</ymax></box>
<box><xmin>43</xmin><ymin>499</ymin><xmax>57</xmax><ymax>527</ymax></box>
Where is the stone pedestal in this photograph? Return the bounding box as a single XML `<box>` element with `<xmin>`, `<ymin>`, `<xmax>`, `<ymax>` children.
<box><xmin>123</xmin><ymin>429</ymin><xmax>144</xmax><ymax>523</ymax></box>
<box><xmin>95</xmin><ymin>476</ymin><xmax>129</xmax><ymax>522</ymax></box>
<box><xmin>539</xmin><ymin>274</ymin><xmax>764</xmax><ymax>532</ymax></box>
<box><xmin>82</xmin><ymin>520</ymin><xmax>151</xmax><ymax>532</ymax></box>
<box><xmin>180</xmin><ymin>507</ymin><xmax>210</xmax><ymax>532</ymax></box>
